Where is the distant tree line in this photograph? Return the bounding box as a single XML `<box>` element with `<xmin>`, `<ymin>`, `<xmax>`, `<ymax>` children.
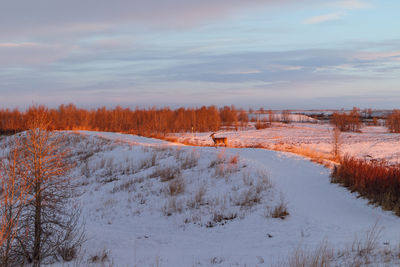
<box><xmin>0</xmin><ymin>104</ymin><xmax>249</xmax><ymax>135</ymax></box>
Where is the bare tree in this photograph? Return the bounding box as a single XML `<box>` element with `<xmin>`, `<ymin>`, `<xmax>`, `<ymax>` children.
<box><xmin>332</xmin><ymin>127</ymin><xmax>342</xmax><ymax>160</ymax></box>
<box><xmin>16</xmin><ymin>106</ymin><xmax>84</xmax><ymax>266</ymax></box>
<box><xmin>268</xmin><ymin>110</ymin><xmax>275</xmax><ymax>125</ymax></box>
<box><xmin>281</xmin><ymin>110</ymin><xmax>290</xmax><ymax>124</ymax></box>
<box><xmin>0</xmin><ymin>138</ymin><xmax>31</xmax><ymax>266</ymax></box>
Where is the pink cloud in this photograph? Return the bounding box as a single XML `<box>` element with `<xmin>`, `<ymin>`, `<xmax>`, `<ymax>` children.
<box><xmin>0</xmin><ymin>0</ymin><xmax>317</xmax><ymax>39</ymax></box>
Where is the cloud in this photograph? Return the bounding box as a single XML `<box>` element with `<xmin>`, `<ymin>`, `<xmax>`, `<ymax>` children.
<box><xmin>304</xmin><ymin>12</ymin><xmax>344</xmax><ymax>24</ymax></box>
<box><xmin>0</xmin><ymin>42</ymin><xmax>38</xmax><ymax>48</ymax></box>
<box><xmin>304</xmin><ymin>0</ymin><xmax>372</xmax><ymax>25</ymax></box>
<box><xmin>352</xmin><ymin>51</ymin><xmax>400</xmax><ymax>61</ymax></box>
<box><xmin>332</xmin><ymin>0</ymin><xmax>373</xmax><ymax>9</ymax></box>
<box><xmin>0</xmin><ymin>42</ymin><xmax>76</xmax><ymax>65</ymax></box>
<box><xmin>0</xmin><ymin>0</ymin><xmax>319</xmax><ymax>40</ymax></box>
<box><xmin>219</xmin><ymin>69</ymin><xmax>262</xmax><ymax>75</ymax></box>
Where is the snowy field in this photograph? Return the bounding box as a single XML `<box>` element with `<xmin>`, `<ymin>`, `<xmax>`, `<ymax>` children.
<box><xmin>248</xmin><ymin>113</ymin><xmax>317</xmax><ymax>123</ymax></box>
<box><xmin>172</xmin><ymin>123</ymin><xmax>400</xmax><ymax>164</ymax></box>
<box><xmin>32</xmin><ymin>131</ymin><xmax>400</xmax><ymax>266</ymax></box>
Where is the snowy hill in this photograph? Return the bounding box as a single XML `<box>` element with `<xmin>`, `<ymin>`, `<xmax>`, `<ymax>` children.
<box><xmin>28</xmin><ymin>131</ymin><xmax>400</xmax><ymax>266</ymax></box>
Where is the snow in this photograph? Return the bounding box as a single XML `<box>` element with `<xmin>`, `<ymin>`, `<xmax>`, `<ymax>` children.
<box><xmin>249</xmin><ymin>113</ymin><xmax>317</xmax><ymax>123</ymax></box>
<box><xmin>42</xmin><ymin>130</ymin><xmax>400</xmax><ymax>266</ymax></box>
<box><xmin>173</xmin><ymin>123</ymin><xmax>400</xmax><ymax>164</ymax></box>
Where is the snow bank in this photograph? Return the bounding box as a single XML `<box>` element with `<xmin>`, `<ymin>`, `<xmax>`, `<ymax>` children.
<box><xmin>44</xmin><ymin>131</ymin><xmax>400</xmax><ymax>266</ymax></box>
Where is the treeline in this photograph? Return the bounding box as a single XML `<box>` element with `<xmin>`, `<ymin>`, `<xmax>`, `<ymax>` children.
<box><xmin>0</xmin><ymin>104</ymin><xmax>249</xmax><ymax>135</ymax></box>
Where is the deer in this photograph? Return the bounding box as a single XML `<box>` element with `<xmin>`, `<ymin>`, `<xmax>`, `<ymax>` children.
<box><xmin>210</xmin><ymin>133</ymin><xmax>228</xmax><ymax>147</ymax></box>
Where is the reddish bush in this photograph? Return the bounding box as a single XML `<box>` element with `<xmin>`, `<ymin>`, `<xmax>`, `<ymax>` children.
<box><xmin>386</xmin><ymin>110</ymin><xmax>400</xmax><ymax>133</ymax></box>
<box><xmin>331</xmin><ymin>156</ymin><xmax>400</xmax><ymax>215</ymax></box>
<box><xmin>255</xmin><ymin>121</ymin><xmax>270</xmax><ymax>130</ymax></box>
<box><xmin>331</xmin><ymin>107</ymin><xmax>361</xmax><ymax>132</ymax></box>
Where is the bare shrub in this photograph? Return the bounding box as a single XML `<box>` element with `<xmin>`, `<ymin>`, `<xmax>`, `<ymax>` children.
<box><xmin>180</xmin><ymin>150</ymin><xmax>199</xmax><ymax>170</ymax></box>
<box><xmin>242</xmin><ymin>171</ymin><xmax>254</xmax><ymax>187</ymax></box>
<box><xmin>214</xmin><ymin>164</ymin><xmax>227</xmax><ymax>178</ymax></box>
<box><xmin>57</xmin><ymin>245</ymin><xmax>78</xmax><ymax>262</ymax></box>
<box><xmin>149</xmin><ymin>165</ymin><xmax>181</xmax><ymax>182</ymax></box>
<box><xmin>255</xmin><ymin>170</ymin><xmax>273</xmax><ymax>193</ymax></box>
<box><xmin>212</xmin><ymin>152</ymin><xmax>240</xmax><ymax>178</ymax></box>
<box><xmin>165</xmin><ymin>177</ymin><xmax>185</xmax><ymax>196</ymax></box>
<box><xmin>90</xmin><ymin>248</ymin><xmax>110</xmax><ymax>263</ymax></box>
<box><xmin>187</xmin><ymin>184</ymin><xmax>207</xmax><ymax>209</ymax></box>
<box><xmin>255</xmin><ymin>121</ymin><xmax>270</xmax><ymax>130</ymax></box>
<box><xmin>162</xmin><ymin>197</ymin><xmax>183</xmax><ymax>216</ymax></box>
<box><xmin>332</xmin><ymin>126</ymin><xmax>342</xmax><ymax>160</ymax></box>
<box><xmin>235</xmin><ymin>188</ymin><xmax>261</xmax><ymax>208</ymax></box>
<box><xmin>267</xmin><ymin>196</ymin><xmax>289</xmax><ymax>219</ymax></box>
<box><xmin>209</xmin><ymin>150</ymin><xmax>226</xmax><ymax>168</ymax></box>
<box><xmin>111</xmin><ymin>177</ymin><xmax>143</xmax><ymax>193</ymax></box>
<box><xmin>206</xmin><ymin>212</ymin><xmax>238</xmax><ymax>228</ymax></box>
<box><xmin>229</xmin><ymin>154</ymin><xmax>239</xmax><ymax>165</ymax></box>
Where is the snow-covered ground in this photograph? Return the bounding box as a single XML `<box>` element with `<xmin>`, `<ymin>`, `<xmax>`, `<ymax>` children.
<box><xmin>248</xmin><ymin>113</ymin><xmax>317</xmax><ymax>123</ymax></box>
<box><xmin>42</xmin><ymin>131</ymin><xmax>400</xmax><ymax>266</ymax></box>
<box><xmin>172</xmin><ymin>123</ymin><xmax>400</xmax><ymax>164</ymax></box>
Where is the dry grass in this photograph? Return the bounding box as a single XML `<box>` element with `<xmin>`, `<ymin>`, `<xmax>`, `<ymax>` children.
<box><xmin>228</xmin><ymin>154</ymin><xmax>239</xmax><ymax>165</ymax></box>
<box><xmin>275</xmin><ymin>222</ymin><xmax>395</xmax><ymax>267</ymax></box>
<box><xmin>255</xmin><ymin>121</ymin><xmax>270</xmax><ymax>130</ymax></box>
<box><xmin>138</xmin><ymin>153</ymin><xmax>157</xmax><ymax>170</ymax></box>
<box><xmin>266</xmin><ymin>196</ymin><xmax>289</xmax><ymax>219</ymax></box>
<box><xmin>90</xmin><ymin>249</ymin><xmax>110</xmax><ymax>264</ymax></box>
<box><xmin>236</xmin><ymin>188</ymin><xmax>262</xmax><ymax>207</ymax></box>
<box><xmin>351</xmin><ymin>221</ymin><xmax>382</xmax><ymax>257</ymax></box>
<box><xmin>286</xmin><ymin>241</ymin><xmax>334</xmax><ymax>267</ymax></box>
<box><xmin>149</xmin><ymin>165</ymin><xmax>181</xmax><ymax>182</ymax></box>
<box><xmin>179</xmin><ymin>150</ymin><xmax>199</xmax><ymax>170</ymax></box>
<box><xmin>162</xmin><ymin>197</ymin><xmax>183</xmax><ymax>216</ymax></box>
<box><xmin>256</xmin><ymin>170</ymin><xmax>273</xmax><ymax>193</ymax></box>
<box><xmin>187</xmin><ymin>184</ymin><xmax>207</xmax><ymax>209</ymax></box>
<box><xmin>211</xmin><ymin>151</ymin><xmax>241</xmax><ymax>178</ymax></box>
<box><xmin>209</xmin><ymin>150</ymin><xmax>227</xmax><ymax>168</ymax></box>
<box><xmin>165</xmin><ymin>177</ymin><xmax>185</xmax><ymax>196</ymax></box>
<box><xmin>206</xmin><ymin>211</ymin><xmax>238</xmax><ymax>228</ymax></box>
<box><xmin>111</xmin><ymin>177</ymin><xmax>144</xmax><ymax>193</ymax></box>
<box><xmin>331</xmin><ymin>156</ymin><xmax>400</xmax><ymax>215</ymax></box>
<box><xmin>273</xmin><ymin>143</ymin><xmax>338</xmax><ymax>167</ymax></box>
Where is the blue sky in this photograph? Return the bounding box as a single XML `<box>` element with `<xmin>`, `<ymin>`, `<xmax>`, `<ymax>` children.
<box><xmin>1</xmin><ymin>0</ymin><xmax>400</xmax><ymax>109</ymax></box>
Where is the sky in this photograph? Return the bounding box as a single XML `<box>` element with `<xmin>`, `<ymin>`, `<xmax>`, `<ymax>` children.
<box><xmin>1</xmin><ymin>0</ymin><xmax>400</xmax><ymax>109</ymax></box>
